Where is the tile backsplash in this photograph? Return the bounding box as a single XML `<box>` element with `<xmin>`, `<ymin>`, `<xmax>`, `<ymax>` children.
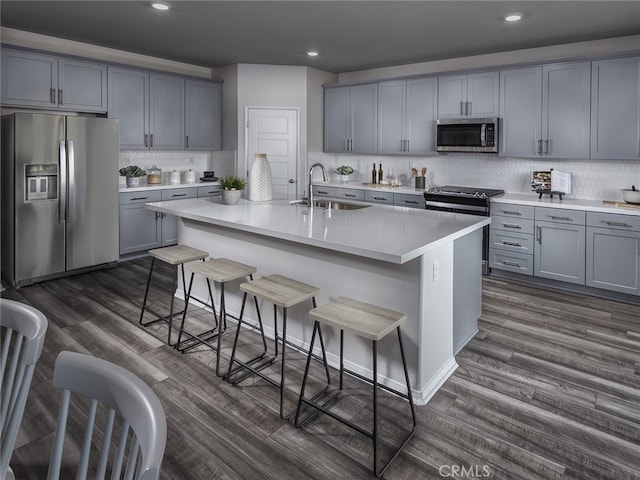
<box><xmin>118</xmin><ymin>150</ymin><xmax>236</xmax><ymax>186</ymax></box>
<box><xmin>309</xmin><ymin>152</ymin><xmax>640</xmax><ymax>201</ymax></box>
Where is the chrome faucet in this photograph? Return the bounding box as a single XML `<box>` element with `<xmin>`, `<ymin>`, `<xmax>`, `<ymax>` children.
<box><xmin>307</xmin><ymin>162</ymin><xmax>327</xmax><ymax>206</ymax></box>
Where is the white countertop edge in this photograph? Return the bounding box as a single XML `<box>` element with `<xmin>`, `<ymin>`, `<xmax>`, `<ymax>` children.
<box><xmin>144</xmin><ymin>199</ymin><xmax>489</xmax><ymax>265</ymax></box>
<box><xmin>120</xmin><ymin>182</ymin><xmax>218</xmax><ymax>193</ymax></box>
<box><xmin>493</xmin><ymin>193</ymin><xmax>640</xmax><ymax>216</ymax></box>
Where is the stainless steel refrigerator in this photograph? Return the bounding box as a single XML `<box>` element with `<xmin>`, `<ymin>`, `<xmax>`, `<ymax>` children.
<box><xmin>1</xmin><ymin>113</ymin><xmax>119</xmax><ymax>287</ymax></box>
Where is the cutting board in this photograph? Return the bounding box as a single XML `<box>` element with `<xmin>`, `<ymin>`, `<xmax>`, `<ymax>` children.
<box><xmin>361</xmin><ymin>182</ymin><xmax>399</xmax><ymax>188</ymax></box>
<box><xmin>602</xmin><ymin>200</ymin><xmax>640</xmax><ymax>210</ymax></box>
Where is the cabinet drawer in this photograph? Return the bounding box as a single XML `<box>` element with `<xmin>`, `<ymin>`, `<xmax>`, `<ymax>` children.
<box><xmin>312</xmin><ymin>185</ymin><xmax>336</xmax><ymax>197</ymax></box>
<box><xmin>197</xmin><ymin>185</ymin><xmax>222</xmax><ymax>197</ymax></box>
<box><xmin>489</xmin><ymin>249</ymin><xmax>533</xmax><ymax>276</ymax></box>
<box><xmin>491</xmin><ymin>203</ymin><xmax>534</xmax><ymax>219</ymax></box>
<box><xmin>119</xmin><ymin>190</ymin><xmax>162</xmax><ymax>205</ymax></box>
<box><xmin>587</xmin><ymin>211</ymin><xmax>640</xmax><ymax>231</ymax></box>
<box><xmin>490</xmin><ymin>230</ymin><xmax>534</xmax><ymax>254</ymax></box>
<box><xmin>161</xmin><ymin>188</ymin><xmax>197</xmax><ymax>201</ymax></box>
<box><xmin>335</xmin><ymin>188</ymin><xmax>364</xmax><ymax>200</ymax></box>
<box><xmin>535</xmin><ymin>207</ymin><xmax>585</xmax><ymax>225</ymax></box>
<box><xmin>490</xmin><ymin>215</ymin><xmax>534</xmax><ymax>234</ymax></box>
<box><xmin>394</xmin><ymin>193</ymin><xmax>426</xmax><ymax>209</ymax></box>
<box><xmin>365</xmin><ymin>190</ymin><xmax>394</xmax><ymax>204</ymax></box>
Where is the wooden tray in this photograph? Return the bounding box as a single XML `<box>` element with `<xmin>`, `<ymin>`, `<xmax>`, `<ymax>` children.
<box><xmin>602</xmin><ymin>200</ymin><xmax>640</xmax><ymax>210</ymax></box>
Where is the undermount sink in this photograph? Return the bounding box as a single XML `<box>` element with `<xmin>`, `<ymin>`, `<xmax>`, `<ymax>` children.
<box><xmin>290</xmin><ymin>199</ymin><xmax>371</xmax><ymax>210</ymax></box>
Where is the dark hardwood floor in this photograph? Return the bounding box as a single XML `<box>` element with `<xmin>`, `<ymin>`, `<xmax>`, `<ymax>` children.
<box><xmin>2</xmin><ymin>258</ymin><xmax>639</xmax><ymax>479</ymax></box>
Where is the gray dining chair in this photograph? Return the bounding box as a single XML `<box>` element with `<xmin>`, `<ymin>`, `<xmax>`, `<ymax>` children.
<box><xmin>47</xmin><ymin>351</ymin><xmax>167</xmax><ymax>480</ymax></box>
<box><xmin>0</xmin><ymin>298</ymin><xmax>48</xmax><ymax>480</ymax></box>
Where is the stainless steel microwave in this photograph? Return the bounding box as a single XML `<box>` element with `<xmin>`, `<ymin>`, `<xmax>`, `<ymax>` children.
<box><xmin>436</xmin><ymin>117</ymin><xmax>499</xmax><ymax>153</ymax></box>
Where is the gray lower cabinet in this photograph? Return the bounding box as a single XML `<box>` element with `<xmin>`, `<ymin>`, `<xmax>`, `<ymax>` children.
<box><xmin>312</xmin><ymin>185</ymin><xmax>337</xmax><ymax>198</ymax></box>
<box><xmin>393</xmin><ymin>193</ymin><xmax>425</xmax><ymax>209</ymax></box>
<box><xmin>489</xmin><ymin>203</ymin><xmax>535</xmax><ymax>275</ymax></box>
<box><xmin>197</xmin><ymin>185</ymin><xmax>222</xmax><ymax>197</ymax></box>
<box><xmin>119</xmin><ymin>187</ymin><xmax>198</xmax><ymax>255</ymax></box>
<box><xmin>586</xmin><ymin>212</ymin><xmax>640</xmax><ymax>295</ymax></box>
<box><xmin>364</xmin><ymin>190</ymin><xmax>393</xmax><ymax>205</ymax></box>
<box><xmin>119</xmin><ymin>191</ymin><xmax>162</xmax><ymax>255</ymax></box>
<box><xmin>533</xmin><ymin>208</ymin><xmax>586</xmax><ymax>285</ymax></box>
<box><xmin>334</xmin><ymin>188</ymin><xmax>364</xmax><ymax>201</ymax></box>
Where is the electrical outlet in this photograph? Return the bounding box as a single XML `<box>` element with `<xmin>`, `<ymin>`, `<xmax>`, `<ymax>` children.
<box><xmin>433</xmin><ymin>260</ymin><xmax>439</xmax><ymax>282</ymax></box>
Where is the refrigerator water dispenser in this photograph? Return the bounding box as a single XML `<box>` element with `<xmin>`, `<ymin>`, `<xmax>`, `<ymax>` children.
<box><xmin>25</xmin><ymin>164</ymin><xmax>58</xmax><ymax>201</ymax></box>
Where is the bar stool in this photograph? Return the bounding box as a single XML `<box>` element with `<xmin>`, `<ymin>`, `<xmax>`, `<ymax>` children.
<box><xmin>294</xmin><ymin>296</ymin><xmax>417</xmax><ymax>478</ymax></box>
<box><xmin>225</xmin><ymin>274</ymin><xmax>331</xmax><ymax>420</ymax></box>
<box><xmin>176</xmin><ymin>258</ymin><xmax>264</xmax><ymax>377</ymax></box>
<box><xmin>139</xmin><ymin>244</ymin><xmax>208</xmax><ymax>346</ymax></box>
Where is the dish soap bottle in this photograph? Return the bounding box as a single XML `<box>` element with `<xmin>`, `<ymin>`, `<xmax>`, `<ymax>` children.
<box><xmin>378</xmin><ymin>163</ymin><xmax>383</xmax><ymax>183</ymax></box>
<box><xmin>371</xmin><ymin>163</ymin><xmax>377</xmax><ymax>184</ymax></box>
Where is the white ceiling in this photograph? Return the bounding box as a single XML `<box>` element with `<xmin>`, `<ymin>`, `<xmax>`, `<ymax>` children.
<box><xmin>1</xmin><ymin>1</ymin><xmax>639</xmax><ymax>73</ymax></box>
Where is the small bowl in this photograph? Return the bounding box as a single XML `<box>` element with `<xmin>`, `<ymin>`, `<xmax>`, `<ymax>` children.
<box><xmin>621</xmin><ymin>189</ymin><xmax>640</xmax><ymax>204</ymax></box>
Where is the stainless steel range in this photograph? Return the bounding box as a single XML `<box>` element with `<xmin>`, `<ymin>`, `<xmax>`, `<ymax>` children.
<box><xmin>424</xmin><ymin>185</ymin><xmax>505</xmax><ymax>274</ymax></box>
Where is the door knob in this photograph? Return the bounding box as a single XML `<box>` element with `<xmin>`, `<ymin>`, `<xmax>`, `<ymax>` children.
<box><xmin>289</xmin><ymin>179</ymin><xmax>295</xmax><ymax>183</ymax></box>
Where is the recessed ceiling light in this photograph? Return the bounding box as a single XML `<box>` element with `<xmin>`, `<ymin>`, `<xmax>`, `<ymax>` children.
<box><xmin>151</xmin><ymin>1</ymin><xmax>171</xmax><ymax>11</ymax></box>
<box><xmin>307</xmin><ymin>51</ymin><xmax>319</xmax><ymax>57</ymax></box>
<box><xmin>504</xmin><ymin>13</ymin><xmax>522</xmax><ymax>22</ymax></box>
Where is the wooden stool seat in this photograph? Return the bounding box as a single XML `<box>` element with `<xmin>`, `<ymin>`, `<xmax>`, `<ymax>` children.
<box><xmin>149</xmin><ymin>245</ymin><xmax>208</xmax><ymax>265</ymax></box>
<box><xmin>240</xmin><ymin>274</ymin><xmax>319</xmax><ymax>308</ymax></box>
<box><xmin>295</xmin><ymin>296</ymin><xmax>416</xmax><ymax>477</ymax></box>
<box><xmin>309</xmin><ymin>297</ymin><xmax>405</xmax><ymax>341</ymax></box>
<box><xmin>186</xmin><ymin>258</ymin><xmax>257</xmax><ymax>283</ymax></box>
<box><xmin>139</xmin><ymin>244</ymin><xmax>209</xmax><ymax>347</ymax></box>
<box><xmin>227</xmin><ymin>274</ymin><xmax>329</xmax><ymax>420</ymax></box>
<box><xmin>177</xmin><ymin>258</ymin><xmax>262</xmax><ymax>377</ymax></box>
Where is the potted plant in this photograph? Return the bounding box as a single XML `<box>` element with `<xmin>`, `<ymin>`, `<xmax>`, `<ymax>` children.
<box><xmin>218</xmin><ymin>176</ymin><xmax>247</xmax><ymax>205</ymax></box>
<box><xmin>335</xmin><ymin>165</ymin><xmax>354</xmax><ymax>183</ymax></box>
<box><xmin>119</xmin><ymin>165</ymin><xmax>146</xmax><ymax>187</ymax></box>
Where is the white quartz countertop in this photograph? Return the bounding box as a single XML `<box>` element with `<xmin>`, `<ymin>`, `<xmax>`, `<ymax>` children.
<box><xmin>119</xmin><ymin>181</ymin><xmax>219</xmax><ymax>193</ymax></box>
<box><xmin>145</xmin><ymin>197</ymin><xmax>489</xmax><ymax>264</ymax></box>
<box><xmin>493</xmin><ymin>193</ymin><xmax>640</xmax><ymax>216</ymax></box>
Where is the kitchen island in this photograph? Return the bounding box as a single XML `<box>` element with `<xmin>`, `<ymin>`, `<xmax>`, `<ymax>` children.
<box><xmin>145</xmin><ymin>197</ymin><xmax>489</xmax><ymax>405</ymax></box>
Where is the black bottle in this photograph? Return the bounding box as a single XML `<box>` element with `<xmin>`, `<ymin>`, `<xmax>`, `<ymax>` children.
<box><xmin>372</xmin><ymin>163</ymin><xmax>377</xmax><ymax>184</ymax></box>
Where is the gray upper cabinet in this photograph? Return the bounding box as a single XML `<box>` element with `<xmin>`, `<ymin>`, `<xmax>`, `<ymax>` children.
<box><xmin>324</xmin><ymin>83</ymin><xmax>377</xmax><ymax>154</ymax></box>
<box><xmin>185</xmin><ymin>79</ymin><xmax>222</xmax><ymax>150</ymax></box>
<box><xmin>438</xmin><ymin>71</ymin><xmax>499</xmax><ymax>118</ymax></box>
<box><xmin>378</xmin><ymin>77</ymin><xmax>437</xmax><ymax>154</ymax></box>
<box><xmin>499</xmin><ymin>62</ymin><xmax>591</xmax><ymax>158</ymax></box>
<box><xmin>108</xmin><ymin>67</ymin><xmax>184</xmax><ymax>150</ymax></box>
<box><xmin>1</xmin><ymin>48</ymin><xmax>107</xmax><ymax>112</ymax></box>
<box><xmin>591</xmin><ymin>56</ymin><xmax>640</xmax><ymax>160</ymax></box>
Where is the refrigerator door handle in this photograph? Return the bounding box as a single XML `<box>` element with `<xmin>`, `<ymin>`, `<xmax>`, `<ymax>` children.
<box><xmin>68</xmin><ymin>140</ymin><xmax>75</xmax><ymax>224</ymax></box>
<box><xmin>59</xmin><ymin>140</ymin><xmax>67</xmax><ymax>224</ymax></box>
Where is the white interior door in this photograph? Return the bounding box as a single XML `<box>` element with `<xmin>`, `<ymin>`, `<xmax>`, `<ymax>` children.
<box><xmin>246</xmin><ymin>108</ymin><xmax>298</xmax><ymax>197</ymax></box>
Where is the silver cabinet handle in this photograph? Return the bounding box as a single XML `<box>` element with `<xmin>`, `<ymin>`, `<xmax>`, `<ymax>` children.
<box><xmin>537</xmin><ymin>139</ymin><xmax>543</xmax><ymax>154</ymax></box>
<box><xmin>406</xmin><ymin>139</ymin><xmax>410</xmax><ymax>152</ymax></box>
<box><xmin>503</xmin><ymin>223</ymin><xmax>522</xmax><ymax>229</ymax></box>
<box><xmin>404</xmin><ymin>200</ymin><xmax>419</xmax><ymax>205</ymax></box>
<box><xmin>50</xmin><ymin>88</ymin><xmax>56</xmax><ymax>104</ymax></box>
<box><xmin>544</xmin><ymin>139</ymin><xmax>549</xmax><ymax>154</ymax></box>
<box><xmin>144</xmin><ymin>134</ymin><xmax>149</xmax><ymax>147</ymax></box>
<box><xmin>548</xmin><ymin>215</ymin><xmax>572</xmax><ymax>221</ymax></box>
<box><xmin>460</xmin><ymin>101</ymin><xmax>464</xmax><ymax>115</ymax></box>
<box><xmin>150</xmin><ymin>134</ymin><xmax>154</xmax><ymax>148</ymax></box>
<box><xmin>58</xmin><ymin>89</ymin><xmax>63</xmax><ymax>104</ymax></box>
<box><xmin>171</xmin><ymin>193</ymin><xmax>186</xmax><ymax>197</ymax></box>
<box><xmin>345</xmin><ymin>193</ymin><xmax>357</xmax><ymax>198</ymax></box>
<box><xmin>317</xmin><ymin>190</ymin><xmax>329</xmax><ymax>195</ymax></box>
<box><xmin>467</xmin><ymin>101</ymin><xmax>472</xmax><ymax>116</ymax></box>
<box><xmin>345</xmin><ymin>139</ymin><xmax>349</xmax><ymax>151</ymax></box>
<box><xmin>603</xmin><ymin>221</ymin><xmax>632</xmax><ymax>228</ymax></box>
<box><xmin>186</xmin><ymin>135</ymin><xmax>189</xmax><ymax>148</ymax></box>
<box><xmin>501</xmin><ymin>241</ymin><xmax>522</xmax><ymax>247</ymax></box>
<box><xmin>536</xmin><ymin>225</ymin><xmax>542</xmax><ymax>243</ymax></box>
<box><xmin>130</xmin><ymin>196</ymin><xmax>149</xmax><ymax>201</ymax></box>
<box><xmin>501</xmin><ymin>260</ymin><xmax>522</xmax><ymax>268</ymax></box>
<box><xmin>502</xmin><ymin>210</ymin><xmax>522</xmax><ymax>215</ymax></box>
<box><xmin>373</xmin><ymin>196</ymin><xmax>387</xmax><ymax>201</ymax></box>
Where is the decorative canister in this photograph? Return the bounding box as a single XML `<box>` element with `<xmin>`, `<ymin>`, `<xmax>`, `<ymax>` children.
<box><xmin>147</xmin><ymin>165</ymin><xmax>162</xmax><ymax>184</ymax></box>
<box><xmin>185</xmin><ymin>169</ymin><xmax>197</xmax><ymax>183</ymax></box>
<box><xmin>248</xmin><ymin>153</ymin><xmax>273</xmax><ymax>202</ymax></box>
<box><xmin>169</xmin><ymin>170</ymin><xmax>181</xmax><ymax>184</ymax></box>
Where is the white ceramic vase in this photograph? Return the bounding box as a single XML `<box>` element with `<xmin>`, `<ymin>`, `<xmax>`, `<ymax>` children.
<box><xmin>248</xmin><ymin>153</ymin><xmax>273</xmax><ymax>201</ymax></box>
<box><xmin>222</xmin><ymin>189</ymin><xmax>242</xmax><ymax>205</ymax></box>
<box><xmin>126</xmin><ymin>176</ymin><xmax>140</xmax><ymax>188</ymax></box>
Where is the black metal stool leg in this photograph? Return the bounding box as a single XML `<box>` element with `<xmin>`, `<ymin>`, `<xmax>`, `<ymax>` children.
<box><xmin>176</xmin><ymin>272</ymin><xmax>196</xmax><ymax>349</ymax></box>
<box><xmin>139</xmin><ymin>257</ymin><xmax>156</xmax><ymax>326</ymax></box>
